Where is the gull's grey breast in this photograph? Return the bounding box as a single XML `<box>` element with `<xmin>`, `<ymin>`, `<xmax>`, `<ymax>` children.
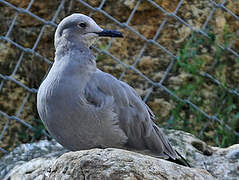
<box><xmin>37</xmin><ymin>59</ymin><xmax>127</xmax><ymax>151</ymax></box>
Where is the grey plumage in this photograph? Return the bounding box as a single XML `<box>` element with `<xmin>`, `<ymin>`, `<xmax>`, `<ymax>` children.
<box><xmin>37</xmin><ymin>13</ymin><xmax>189</xmax><ymax>166</ymax></box>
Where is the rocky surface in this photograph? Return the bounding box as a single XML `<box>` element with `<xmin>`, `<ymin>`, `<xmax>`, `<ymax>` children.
<box><xmin>164</xmin><ymin>129</ymin><xmax>239</xmax><ymax>179</ymax></box>
<box><xmin>1</xmin><ymin>130</ymin><xmax>239</xmax><ymax>180</ymax></box>
<box><xmin>3</xmin><ymin>149</ymin><xmax>214</xmax><ymax>180</ymax></box>
<box><xmin>0</xmin><ymin>139</ymin><xmax>66</xmax><ymax>178</ymax></box>
<box><xmin>47</xmin><ymin>149</ymin><xmax>213</xmax><ymax>180</ymax></box>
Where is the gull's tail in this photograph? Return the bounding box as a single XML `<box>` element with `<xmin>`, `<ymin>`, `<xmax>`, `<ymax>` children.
<box><xmin>167</xmin><ymin>150</ymin><xmax>191</xmax><ymax>167</ymax></box>
<box><xmin>152</xmin><ymin>123</ymin><xmax>191</xmax><ymax>167</ymax></box>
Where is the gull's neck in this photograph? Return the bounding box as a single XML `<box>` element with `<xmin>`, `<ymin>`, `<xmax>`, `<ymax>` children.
<box><xmin>55</xmin><ymin>36</ymin><xmax>90</xmax><ymax>58</ymax></box>
<box><xmin>53</xmin><ymin>36</ymin><xmax>97</xmax><ymax>76</ymax></box>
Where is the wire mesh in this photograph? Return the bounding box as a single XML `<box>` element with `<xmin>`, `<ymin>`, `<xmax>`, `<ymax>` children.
<box><xmin>0</xmin><ymin>0</ymin><xmax>238</xmax><ymax>154</ymax></box>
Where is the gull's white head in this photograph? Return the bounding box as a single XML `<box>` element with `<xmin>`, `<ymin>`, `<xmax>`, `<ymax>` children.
<box><xmin>55</xmin><ymin>13</ymin><xmax>123</xmax><ymax>48</ymax></box>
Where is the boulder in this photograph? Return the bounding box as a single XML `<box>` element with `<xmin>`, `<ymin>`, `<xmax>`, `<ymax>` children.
<box><xmin>3</xmin><ymin>148</ymin><xmax>213</xmax><ymax>180</ymax></box>
<box><xmin>0</xmin><ymin>139</ymin><xmax>66</xmax><ymax>179</ymax></box>
<box><xmin>164</xmin><ymin>129</ymin><xmax>239</xmax><ymax>179</ymax></box>
<box><xmin>1</xmin><ymin>130</ymin><xmax>239</xmax><ymax>179</ymax></box>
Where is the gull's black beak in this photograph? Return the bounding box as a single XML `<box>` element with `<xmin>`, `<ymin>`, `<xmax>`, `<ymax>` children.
<box><xmin>96</xmin><ymin>29</ymin><xmax>123</xmax><ymax>38</ymax></box>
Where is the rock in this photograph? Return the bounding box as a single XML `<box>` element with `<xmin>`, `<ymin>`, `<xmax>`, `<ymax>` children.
<box><xmin>3</xmin><ymin>148</ymin><xmax>214</xmax><ymax>180</ymax></box>
<box><xmin>226</xmin><ymin>146</ymin><xmax>239</xmax><ymax>160</ymax></box>
<box><xmin>122</xmin><ymin>0</ymin><xmax>179</xmax><ymax>12</ymax></box>
<box><xmin>123</xmin><ymin>0</ymin><xmax>154</xmax><ymax>11</ymax></box>
<box><xmin>202</xmin><ymin>145</ymin><xmax>239</xmax><ymax>179</ymax></box>
<box><xmin>3</xmin><ymin>157</ymin><xmax>55</xmax><ymax>180</ymax></box>
<box><xmin>168</xmin><ymin>73</ymin><xmax>193</xmax><ymax>86</ymax></box>
<box><xmin>46</xmin><ymin>148</ymin><xmax>213</xmax><ymax>180</ymax></box>
<box><xmin>0</xmin><ymin>139</ymin><xmax>66</xmax><ymax>179</ymax></box>
<box><xmin>2</xmin><ymin>129</ymin><xmax>239</xmax><ymax>179</ymax></box>
<box><xmin>148</xmin><ymin>98</ymin><xmax>174</xmax><ymax>118</ymax></box>
<box><xmin>164</xmin><ymin>129</ymin><xmax>239</xmax><ymax>179</ymax></box>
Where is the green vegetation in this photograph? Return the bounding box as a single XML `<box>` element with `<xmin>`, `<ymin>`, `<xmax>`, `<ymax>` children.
<box><xmin>18</xmin><ymin>117</ymin><xmax>49</xmax><ymax>146</ymax></box>
<box><xmin>164</xmin><ymin>28</ymin><xmax>239</xmax><ymax>147</ymax></box>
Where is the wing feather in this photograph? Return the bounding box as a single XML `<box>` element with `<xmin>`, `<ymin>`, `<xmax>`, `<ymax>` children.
<box><xmin>85</xmin><ymin>70</ymin><xmax>178</xmax><ymax>159</ymax></box>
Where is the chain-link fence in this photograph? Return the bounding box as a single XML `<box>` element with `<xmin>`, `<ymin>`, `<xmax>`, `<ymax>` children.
<box><xmin>0</xmin><ymin>0</ymin><xmax>239</xmax><ymax>155</ymax></box>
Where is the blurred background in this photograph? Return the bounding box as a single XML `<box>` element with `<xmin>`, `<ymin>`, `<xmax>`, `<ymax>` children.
<box><xmin>0</xmin><ymin>0</ymin><xmax>238</xmax><ymax>157</ymax></box>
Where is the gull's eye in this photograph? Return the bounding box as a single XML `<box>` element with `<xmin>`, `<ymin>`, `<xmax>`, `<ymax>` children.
<box><xmin>78</xmin><ymin>23</ymin><xmax>87</xmax><ymax>28</ymax></box>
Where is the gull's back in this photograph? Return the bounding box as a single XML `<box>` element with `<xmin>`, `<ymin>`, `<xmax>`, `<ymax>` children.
<box><xmin>85</xmin><ymin>69</ymin><xmax>178</xmax><ymax>159</ymax></box>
